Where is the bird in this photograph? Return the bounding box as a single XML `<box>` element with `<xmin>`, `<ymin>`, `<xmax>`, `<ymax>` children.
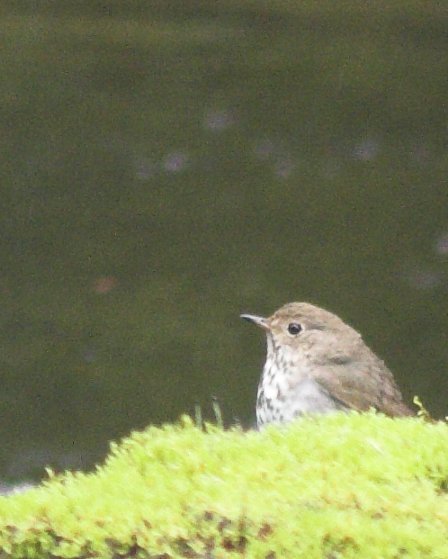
<box><xmin>241</xmin><ymin>302</ymin><xmax>414</xmax><ymax>427</ymax></box>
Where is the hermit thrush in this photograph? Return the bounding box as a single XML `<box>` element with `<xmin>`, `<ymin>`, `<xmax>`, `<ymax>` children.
<box><xmin>241</xmin><ymin>302</ymin><xmax>413</xmax><ymax>427</ymax></box>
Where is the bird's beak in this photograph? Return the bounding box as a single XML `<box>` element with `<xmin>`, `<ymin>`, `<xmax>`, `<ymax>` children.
<box><xmin>240</xmin><ymin>314</ymin><xmax>270</xmax><ymax>331</ymax></box>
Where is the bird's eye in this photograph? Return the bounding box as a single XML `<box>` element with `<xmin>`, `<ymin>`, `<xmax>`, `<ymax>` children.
<box><xmin>287</xmin><ymin>323</ymin><xmax>302</xmax><ymax>335</ymax></box>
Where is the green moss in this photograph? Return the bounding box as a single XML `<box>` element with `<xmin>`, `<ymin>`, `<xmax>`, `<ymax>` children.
<box><xmin>0</xmin><ymin>414</ymin><xmax>447</xmax><ymax>558</ymax></box>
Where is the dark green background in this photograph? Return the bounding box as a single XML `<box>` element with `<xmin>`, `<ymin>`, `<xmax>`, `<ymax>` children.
<box><xmin>0</xmin><ymin>1</ymin><xmax>447</xmax><ymax>478</ymax></box>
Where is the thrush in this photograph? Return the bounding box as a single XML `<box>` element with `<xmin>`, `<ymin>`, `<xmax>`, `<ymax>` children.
<box><xmin>241</xmin><ymin>302</ymin><xmax>413</xmax><ymax>427</ymax></box>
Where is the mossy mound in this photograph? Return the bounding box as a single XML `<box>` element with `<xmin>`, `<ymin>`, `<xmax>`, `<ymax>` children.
<box><xmin>0</xmin><ymin>414</ymin><xmax>447</xmax><ymax>558</ymax></box>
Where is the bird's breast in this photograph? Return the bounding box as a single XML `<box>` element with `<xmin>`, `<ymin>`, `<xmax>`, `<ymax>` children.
<box><xmin>256</xmin><ymin>347</ymin><xmax>311</xmax><ymax>425</ymax></box>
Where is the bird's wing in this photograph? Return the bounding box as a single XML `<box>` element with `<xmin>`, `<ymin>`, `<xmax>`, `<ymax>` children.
<box><xmin>313</xmin><ymin>361</ymin><xmax>414</xmax><ymax>417</ymax></box>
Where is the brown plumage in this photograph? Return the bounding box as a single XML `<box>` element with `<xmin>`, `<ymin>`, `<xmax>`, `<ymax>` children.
<box><xmin>241</xmin><ymin>302</ymin><xmax>414</xmax><ymax>427</ymax></box>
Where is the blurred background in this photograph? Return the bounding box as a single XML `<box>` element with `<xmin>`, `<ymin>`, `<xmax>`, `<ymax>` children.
<box><xmin>0</xmin><ymin>1</ymin><xmax>446</xmax><ymax>481</ymax></box>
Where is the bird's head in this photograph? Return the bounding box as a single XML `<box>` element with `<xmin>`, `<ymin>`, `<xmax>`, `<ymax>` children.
<box><xmin>241</xmin><ymin>302</ymin><xmax>362</xmax><ymax>365</ymax></box>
